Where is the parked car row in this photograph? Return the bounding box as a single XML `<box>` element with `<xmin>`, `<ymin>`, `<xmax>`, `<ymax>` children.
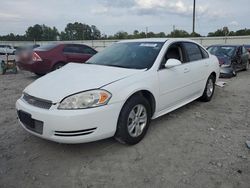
<box><xmin>207</xmin><ymin>45</ymin><xmax>249</xmax><ymax>78</ymax></box>
<box><xmin>16</xmin><ymin>38</ymin><xmax>220</xmax><ymax>145</ymax></box>
<box><xmin>17</xmin><ymin>43</ymin><xmax>97</xmax><ymax>75</ymax></box>
<box><xmin>0</xmin><ymin>45</ymin><xmax>16</xmax><ymax>55</ymax></box>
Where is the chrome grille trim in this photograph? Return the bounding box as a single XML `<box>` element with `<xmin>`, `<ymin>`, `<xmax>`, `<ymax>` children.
<box><xmin>22</xmin><ymin>93</ymin><xmax>52</xmax><ymax>109</ymax></box>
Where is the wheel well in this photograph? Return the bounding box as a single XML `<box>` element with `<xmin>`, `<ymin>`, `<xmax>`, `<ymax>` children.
<box><xmin>127</xmin><ymin>90</ymin><xmax>156</xmax><ymax>117</ymax></box>
<box><xmin>211</xmin><ymin>72</ymin><xmax>216</xmax><ymax>81</ymax></box>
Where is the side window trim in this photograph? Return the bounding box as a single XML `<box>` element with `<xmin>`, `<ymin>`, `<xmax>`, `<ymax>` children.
<box><xmin>158</xmin><ymin>41</ymin><xmax>187</xmax><ymax>70</ymax></box>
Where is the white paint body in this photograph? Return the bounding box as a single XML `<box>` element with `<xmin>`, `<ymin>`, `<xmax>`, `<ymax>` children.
<box><xmin>16</xmin><ymin>38</ymin><xmax>220</xmax><ymax>144</ymax></box>
<box><xmin>0</xmin><ymin>45</ymin><xmax>15</xmax><ymax>54</ymax></box>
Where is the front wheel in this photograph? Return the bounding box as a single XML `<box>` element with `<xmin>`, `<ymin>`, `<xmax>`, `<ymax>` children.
<box><xmin>244</xmin><ymin>61</ymin><xmax>249</xmax><ymax>71</ymax></box>
<box><xmin>200</xmin><ymin>75</ymin><xmax>215</xmax><ymax>102</ymax></box>
<box><xmin>115</xmin><ymin>94</ymin><xmax>151</xmax><ymax>145</ymax></box>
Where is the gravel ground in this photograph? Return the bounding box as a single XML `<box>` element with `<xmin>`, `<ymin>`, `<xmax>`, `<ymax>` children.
<box><xmin>0</xmin><ymin>70</ymin><xmax>250</xmax><ymax>188</ymax></box>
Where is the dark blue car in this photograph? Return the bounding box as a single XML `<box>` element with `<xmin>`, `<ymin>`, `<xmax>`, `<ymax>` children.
<box><xmin>207</xmin><ymin>45</ymin><xmax>249</xmax><ymax>78</ymax></box>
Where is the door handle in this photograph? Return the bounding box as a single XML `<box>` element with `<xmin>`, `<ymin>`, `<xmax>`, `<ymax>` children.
<box><xmin>184</xmin><ymin>68</ymin><xmax>190</xmax><ymax>73</ymax></box>
<box><xmin>205</xmin><ymin>62</ymin><xmax>209</xmax><ymax>67</ymax></box>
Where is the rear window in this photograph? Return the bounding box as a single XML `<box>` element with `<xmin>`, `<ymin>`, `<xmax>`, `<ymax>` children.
<box><xmin>200</xmin><ymin>47</ymin><xmax>209</xmax><ymax>59</ymax></box>
<box><xmin>35</xmin><ymin>44</ymin><xmax>59</xmax><ymax>51</ymax></box>
<box><xmin>183</xmin><ymin>42</ymin><xmax>203</xmax><ymax>62</ymax></box>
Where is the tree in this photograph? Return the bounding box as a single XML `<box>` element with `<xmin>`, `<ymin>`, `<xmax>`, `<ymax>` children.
<box><xmin>167</xmin><ymin>29</ymin><xmax>190</xmax><ymax>37</ymax></box>
<box><xmin>61</xmin><ymin>22</ymin><xmax>100</xmax><ymax>40</ymax></box>
<box><xmin>113</xmin><ymin>31</ymin><xmax>129</xmax><ymax>39</ymax></box>
<box><xmin>208</xmin><ymin>27</ymin><xmax>230</xmax><ymax>37</ymax></box>
<box><xmin>26</xmin><ymin>24</ymin><xmax>43</xmax><ymax>41</ymax></box>
<box><xmin>91</xmin><ymin>25</ymin><xmax>101</xmax><ymax>39</ymax></box>
<box><xmin>25</xmin><ymin>24</ymin><xmax>59</xmax><ymax>41</ymax></box>
<box><xmin>190</xmin><ymin>32</ymin><xmax>202</xmax><ymax>37</ymax></box>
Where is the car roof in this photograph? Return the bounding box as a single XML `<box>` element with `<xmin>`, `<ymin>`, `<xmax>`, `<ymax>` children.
<box><xmin>208</xmin><ymin>44</ymin><xmax>241</xmax><ymax>48</ymax></box>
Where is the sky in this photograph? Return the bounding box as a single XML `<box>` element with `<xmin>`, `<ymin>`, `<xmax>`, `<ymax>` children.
<box><xmin>0</xmin><ymin>0</ymin><xmax>250</xmax><ymax>36</ymax></box>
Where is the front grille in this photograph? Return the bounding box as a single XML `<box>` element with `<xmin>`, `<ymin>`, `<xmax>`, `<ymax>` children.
<box><xmin>23</xmin><ymin>93</ymin><xmax>52</xmax><ymax>109</ymax></box>
<box><xmin>54</xmin><ymin>127</ymin><xmax>97</xmax><ymax>137</ymax></box>
<box><xmin>18</xmin><ymin>110</ymin><xmax>43</xmax><ymax>134</ymax></box>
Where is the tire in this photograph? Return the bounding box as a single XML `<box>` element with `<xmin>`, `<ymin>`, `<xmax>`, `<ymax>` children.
<box><xmin>53</xmin><ymin>62</ymin><xmax>65</xmax><ymax>71</ymax></box>
<box><xmin>232</xmin><ymin>70</ymin><xmax>237</xmax><ymax>77</ymax></box>
<box><xmin>200</xmin><ymin>74</ymin><xmax>216</xmax><ymax>102</ymax></box>
<box><xmin>243</xmin><ymin>61</ymin><xmax>249</xmax><ymax>71</ymax></box>
<box><xmin>115</xmin><ymin>94</ymin><xmax>151</xmax><ymax>145</ymax></box>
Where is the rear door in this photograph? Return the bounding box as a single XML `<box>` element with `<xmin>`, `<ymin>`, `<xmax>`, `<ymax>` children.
<box><xmin>182</xmin><ymin>42</ymin><xmax>210</xmax><ymax>96</ymax></box>
<box><xmin>158</xmin><ymin>42</ymin><xmax>194</xmax><ymax>111</ymax></box>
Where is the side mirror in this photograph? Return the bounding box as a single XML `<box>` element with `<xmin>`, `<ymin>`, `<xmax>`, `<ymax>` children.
<box><xmin>165</xmin><ymin>59</ymin><xmax>182</xmax><ymax>68</ymax></box>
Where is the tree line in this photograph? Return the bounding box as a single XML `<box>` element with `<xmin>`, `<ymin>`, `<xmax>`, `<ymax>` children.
<box><xmin>0</xmin><ymin>22</ymin><xmax>250</xmax><ymax>41</ymax></box>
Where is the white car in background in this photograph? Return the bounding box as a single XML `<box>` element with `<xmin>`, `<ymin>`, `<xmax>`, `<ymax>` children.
<box><xmin>0</xmin><ymin>44</ymin><xmax>16</xmax><ymax>55</ymax></box>
<box><xmin>16</xmin><ymin>38</ymin><xmax>220</xmax><ymax>145</ymax></box>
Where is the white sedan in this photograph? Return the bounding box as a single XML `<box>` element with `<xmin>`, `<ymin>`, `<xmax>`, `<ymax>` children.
<box><xmin>16</xmin><ymin>38</ymin><xmax>220</xmax><ymax>145</ymax></box>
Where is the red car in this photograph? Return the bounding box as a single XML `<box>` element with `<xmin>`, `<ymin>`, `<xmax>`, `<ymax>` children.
<box><xmin>17</xmin><ymin>43</ymin><xmax>97</xmax><ymax>75</ymax></box>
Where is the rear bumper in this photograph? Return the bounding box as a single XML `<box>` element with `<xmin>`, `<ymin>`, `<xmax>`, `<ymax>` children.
<box><xmin>17</xmin><ymin>61</ymin><xmax>51</xmax><ymax>74</ymax></box>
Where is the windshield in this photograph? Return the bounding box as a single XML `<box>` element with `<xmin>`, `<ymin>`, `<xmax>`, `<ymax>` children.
<box><xmin>86</xmin><ymin>42</ymin><xmax>164</xmax><ymax>69</ymax></box>
<box><xmin>207</xmin><ymin>46</ymin><xmax>236</xmax><ymax>57</ymax></box>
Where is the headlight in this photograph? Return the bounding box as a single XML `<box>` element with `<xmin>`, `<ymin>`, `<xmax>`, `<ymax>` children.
<box><xmin>58</xmin><ymin>90</ymin><xmax>112</xmax><ymax>110</ymax></box>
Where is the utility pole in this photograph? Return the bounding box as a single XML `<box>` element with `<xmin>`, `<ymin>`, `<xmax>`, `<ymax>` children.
<box><xmin>173</xmin><ymin>25</ymin><xmax>176</xmax><ymax>32</ymax></box>
<box><xmin>192</xmin><ymin>0</ymin><xmax>196</xmax><ymax>34</ymax></box>
<box><xmin>146</xmin><ymin>27</ymin><xmax>148</xmax><ymax>38</ymax></box>
<box><xmin>173</xmin><ymin>25</ymin><xmax>176</xmax><ymax>37</ymax></box>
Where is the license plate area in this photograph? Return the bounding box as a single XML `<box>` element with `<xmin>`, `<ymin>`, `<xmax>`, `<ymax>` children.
<box><xmin>18</xmin><ymin>110</ymin><xmax>43</xmax><ymax>134</ymax></box>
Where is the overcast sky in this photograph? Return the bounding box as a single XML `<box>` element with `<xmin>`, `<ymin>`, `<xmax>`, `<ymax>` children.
<box><xmin>0</xmin><ymin>0</ymin><xmax>249</xmax><ymax>36</ymax></box>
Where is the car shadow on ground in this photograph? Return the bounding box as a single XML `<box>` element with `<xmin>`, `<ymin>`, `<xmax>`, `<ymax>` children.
<box><xmin>22</xmin><ymin>99</ymin><xmax>204</xmax><ymax>155</ymax></box>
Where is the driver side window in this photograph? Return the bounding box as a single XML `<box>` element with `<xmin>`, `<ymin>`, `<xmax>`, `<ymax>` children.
<box><xmin>160</xmin><ymin>43</ymin><xmax>185</xmax><ymax>69</ymax></box>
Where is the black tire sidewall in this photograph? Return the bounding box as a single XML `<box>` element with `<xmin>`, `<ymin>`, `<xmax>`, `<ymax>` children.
<box><xmin>201</xmin><ymin>75</ymin><xmax>215</xmax><ymax>102</ymax></box>
<box><xmin>115</xmin><ymin>94</ymin><xmax>151</xmax><ymax>145</ymax></box>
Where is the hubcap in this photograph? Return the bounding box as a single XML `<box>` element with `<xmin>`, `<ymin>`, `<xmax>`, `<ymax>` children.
<box><xmin>206</xmin><ymin>79</ymin><xmax>214</xmax><ymax>97</ymax></box>
<box><xmin>127</xmin><ymin>104</ymin><xmax>147</xmax><ymax>137</ymax></box>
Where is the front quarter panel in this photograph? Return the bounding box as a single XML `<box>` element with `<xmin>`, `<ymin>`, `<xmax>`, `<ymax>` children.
<box><xmin>103</xmin><ymin>70</ymin><xmax>159</xmax><ymax>115</ymax></box>
<box><xmin>209</xmin><ymin>55</ymin><xmax>220</xmax><ymax>81</ymax></box>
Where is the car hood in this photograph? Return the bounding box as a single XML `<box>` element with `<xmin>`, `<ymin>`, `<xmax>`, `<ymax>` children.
<box><xmin>24</xmin><ymin>63</ymin><xmax>145</xmax><ymax>102</ymax></box>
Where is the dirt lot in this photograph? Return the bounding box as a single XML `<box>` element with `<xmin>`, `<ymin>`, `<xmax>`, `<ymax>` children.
<box><xmin>0</xmin><ymin>70</ymin><xmax>250</xmax><ymax>188</ymax></box>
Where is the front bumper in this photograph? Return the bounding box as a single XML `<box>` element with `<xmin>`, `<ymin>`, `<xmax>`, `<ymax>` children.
<box><xmin>16</xmin><ymin>99</ymin><xmax>122</xmax><ymax>144</ymax></box>
<box><xmin>219</xmin><ymin>66</ymin><xmax>235</xmax><ymax>78</ymax></box>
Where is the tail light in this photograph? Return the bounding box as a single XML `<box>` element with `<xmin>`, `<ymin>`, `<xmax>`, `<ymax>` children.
<box><xmin>32</xmin><ymin>52</ymin><xmax>42</xmax><ymax>62</ymax></box>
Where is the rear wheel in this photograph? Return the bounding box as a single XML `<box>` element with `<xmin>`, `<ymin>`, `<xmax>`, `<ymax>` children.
<box><xmin>243</xmin><ymin>61</ymin><xmax>249</xmax><ymax>71</ymax></box>
<box><xmin>200</xmin><ymin>74</ymin><xmax>215</xmax><ymax>102</ymax></box>
<box><xmin>115</xmin><ymin>94</ymin><xmax>151</xmax><ymax>145</ymax></box>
